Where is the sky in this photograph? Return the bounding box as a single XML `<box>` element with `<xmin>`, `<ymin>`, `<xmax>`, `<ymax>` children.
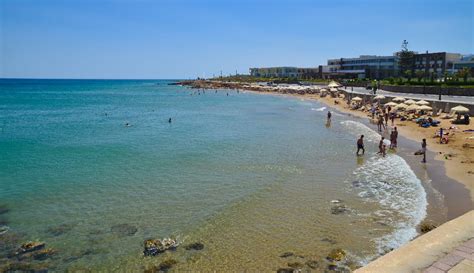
<box><xmin>0</xmin><ymin>0</ymin><xmax>472</xmax><ymax>79</ymax></box>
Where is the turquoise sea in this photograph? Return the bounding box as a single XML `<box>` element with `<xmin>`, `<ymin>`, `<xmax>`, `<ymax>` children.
<box><xmin>0</xmin><ymin>79</ymin><xmax>435</xmax><ymax>271</ymax></box>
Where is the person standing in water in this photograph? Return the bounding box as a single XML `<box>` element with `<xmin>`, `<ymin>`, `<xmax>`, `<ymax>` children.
<box><xmin>327</xmin><ymin>111</ymin><xmax>332</xmax><ymax>123</ymax></box>
<box><xmin>390</xmin><ymin>127</ymin><xmax>398</xmax><ymax>149</ymax></box>
<box><xmin>356</xmin><ymin>135</ymin><xmax>365</xmax><ymax>156</ymax></box>
<box><xmin>421</xmin><ymin>139</ymin><xmax>427</xmax><ymax>163</ymax></box>
<box><xmin>378</xmin><ymin>137</ymin><xmax>385</xmax><ymax>155</ymax></box>
<box><xmin>168</xmin><ymin>118</ymin><xmax>172</xmax><ymax>123</ymax></box>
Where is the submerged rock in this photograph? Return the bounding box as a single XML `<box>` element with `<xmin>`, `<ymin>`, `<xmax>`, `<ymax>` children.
<box><xmin>330</xmin><ymin>204</ymin><xmax>349</xmax><ymax>215</ymax></box>
<box><xmin>305</xmin><ymin>260</ymin><xmax>319</xmax><ymax>269</ymax></box>
<box><xmin>279</xmin><ymin>252</ymin><xmax>294</xmax><ymax>258</ymax></box>
<box><xmin>0</xmin><ymin>225</ymin><xmax>9</xmax><ymax>235</ymax></box>
<box><xmin>47</xmin><ymin>223</ymin><xmax>74</xmax><ymax>236</ymax></box>
<box><xmin>110</xmin><ymin>223</ymin><xmax>137</xmax><ymax>236</ymax></box>
<box><xmin>321</xmin><ymin>238</ymin><xmax>337</xmax><ymax>244</ymax></box>
<box><xmin>184</xmin><ymin>242</ymin><xmax>204</xmax><ymax>251</ymax></box>
<box><xmin>143</xmin><ymin>238</ymin><xmax>179</xmax><ymax>256</ymax></box>
<box><xmin>326</xmin><ymin>248</ymin><xmax>346</xmax><ymax>262</ymax></box>
<box><xmin>15</xmin><ymin>241</ymin><xmax>45</xmax><ymax>256</ymax></box>
<box><xmin>276</xmin><ymin>268</ymin><xmax>295</xmax><ymax>273</ymax></box>
<box><xmin>158</xmin><ymin>259</ymin><xmax>178</xmax><ymax>271</ymax></box>
<box><xmin>419</xmin><ymin>222</ymin><xmax>437</xmax><ymax>233</ymax></box>
<box><xmin>287</xmin><ymin>261</ymin><xmax>303</xmax><ymax>269</ymax></box>
<box><xmin>33</xmin><ymin>248</ymin><xmax>56</xmax><ymax>261</ymax></box>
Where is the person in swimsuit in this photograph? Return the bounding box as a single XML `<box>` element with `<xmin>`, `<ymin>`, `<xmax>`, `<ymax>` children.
<box><xmin>390</xmin><ymin>127</ymin><xmax>398</xmax><ymax>149</ymax></box>
<box><xmin>421</xmin><ymin>139</ymin><xmax>427</xmax><ymax>163</ymax></box>
<box><xmin>378</xmin><ymin>137</ymin><xmax>385</xmax><ymax>155</ymax></box>
<box><xmin>327</xmin><ymin>111</ymin><xmax>332</xmax><ymax>123</ymax></box>
<box><xmin>356</xmin><ymin>135</ymin><xmax>365</xmax><ymax>156</ymax></box>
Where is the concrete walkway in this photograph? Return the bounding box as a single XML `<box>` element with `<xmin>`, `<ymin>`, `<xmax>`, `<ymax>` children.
<box><xmin>423</xmin><ymin>238</ymin><xmax>474</xmax><ymax>273</ymax></box>
<box><xmin>355</xmin><ymin>210</ymin><xmax>474</xmax><ymax>273</ymax></box>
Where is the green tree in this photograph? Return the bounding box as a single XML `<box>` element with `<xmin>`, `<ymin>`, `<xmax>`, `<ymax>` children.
<box><xmin>397</xmin><ymin>40</ymin><xmax>415</xmax><ymax>76</ymax></box>
<box><xmin>415</xmin><ymin>70</ymin><xmax>425</xmax><ymax>82</ymax></box>
<box><xmin>404</xmin><ymin>70</ymin><xmax>413</xmax><ymax>82</ymax></box>
<box><xmin>456</xmin><ymin>67</ymin><xmax>471</xmax><ymax>82</ymax></box>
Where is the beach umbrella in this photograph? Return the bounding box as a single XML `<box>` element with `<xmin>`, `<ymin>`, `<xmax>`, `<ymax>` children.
<box><xmin>417</xmin><ymin>105</ymin><xmax>432</xmax><ymax>111</ymax></box>
<box><xmin>351</xmin><ymin>96</ymin><xmax>362</xmax><ymax>102</ymax></box>
<box><xmin>328</xmin><ymin>81</ymin><xmax>342</xmax><ymax>88</ymax></box>
<box><xmin>450</xmin><ymin>105</ymin><xmax>469</xmax><ymax>114</ymax></box>
<box><xmin>392</xmin><ymin>97</ymin><xmax>405</xmax><ymax>102</ymax></box>
<box><xmin>395</xmin><ymin>103</ymin><xmax>408</xmax><ymax>110</ymax></box>
<box><xmin>406</xmin><ymin>104</ymin><xmax>418</xmax><ymax>111</ymax></box>
<box><xmin>415</xmin><ymin>100</ymin><xmax>430</xmax><ymax>105</ymax></box>
<box><xmin>405</xmin><ymin>99</ymin><xmax>416</xmax><ymax>105</ymax></box>
<box><xmin>384</xmin><ymin>102</ymin><xmax>397</xmax><ymax>107</ymax></box>
<box><xmin>374</xmin><ymin>95</ymin><xmax>385</xmax><ymax>100</ymax></box>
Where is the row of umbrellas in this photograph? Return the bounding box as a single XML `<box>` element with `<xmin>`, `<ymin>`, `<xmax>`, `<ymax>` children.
<box><xmin>350</xmin><ymin>95</ymin><xmax>470</xmax><ymax>114</ymax></box>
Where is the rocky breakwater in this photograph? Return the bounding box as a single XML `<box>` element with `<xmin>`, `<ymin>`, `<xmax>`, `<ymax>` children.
<box><xmin>171</xmin><ymin>80</ymin><xmax>325</xmax><ymax>96</ymax></box>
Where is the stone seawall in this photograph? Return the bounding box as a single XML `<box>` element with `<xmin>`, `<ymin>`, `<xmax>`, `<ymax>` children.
<box><xmin>379</xmin><ymin>85</ymin><xmax>474</xmax><ymax>97</ymax></box>
<box><xmin>338</xmin><ymin>90</ymin><xmax>474</xmax><ymax>115</ymax></box>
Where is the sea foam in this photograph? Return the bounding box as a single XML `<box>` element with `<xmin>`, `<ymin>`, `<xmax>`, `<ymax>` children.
<box><xmin>340</xmin><ymin>120</ymin><xmax>427</xmax><ymax>255</ymax></box>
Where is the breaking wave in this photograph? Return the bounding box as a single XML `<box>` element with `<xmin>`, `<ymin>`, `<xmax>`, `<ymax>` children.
<box><xmin>340</xmin><ymin>120</ymin><xmax>427</xmax><ymax>254</ymax></box>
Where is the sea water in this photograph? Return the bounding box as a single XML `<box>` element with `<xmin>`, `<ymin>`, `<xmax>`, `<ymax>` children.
<box><xmin>0</xmin><ymin>79</ymin><xmax>428</xmax><ymax>271</ymax></box>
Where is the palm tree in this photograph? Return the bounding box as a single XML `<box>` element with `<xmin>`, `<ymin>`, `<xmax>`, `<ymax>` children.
<box><xmin>456</xmin><ymin>67</ymin><xmax>471</xmax><ymax>82</ymax></box>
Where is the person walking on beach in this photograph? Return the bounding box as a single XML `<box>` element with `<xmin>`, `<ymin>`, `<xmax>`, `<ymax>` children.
<box><xmin>377</xmin><ymin>114</ymin><xmax>385</xmax><ymax>132</ymax></box>
<box><xmin>439</xmin><ymin>128</ymin><xmax>444</xmax><ymax>144</ymax></box>
<box><xmin>421</xmin><ymin>139</ymin><xmax>427</xmax><ymax>163</ymax></box>
<box><xmin>390</xmin><ymin>127</ymin><xmax>398</xmax><ymax>149</ymax></box>
<box><xmin>356</xmin><ymin>135</ymin><xmax>365</xmax><ymax>156</ymax></box>
<box><xmin>390</xmin><ymin>111</ymin><xmax>396</xmax><ymax>126</ymax></box>
<box><xmin>384</xmin><ymin>111</ymin><xmax>389</xmax><ymax>127</ymax></box>
<box><xmin>378</xmin><ymin>137</ymin><xmax>385</xmax><ymax>156</ymax></box>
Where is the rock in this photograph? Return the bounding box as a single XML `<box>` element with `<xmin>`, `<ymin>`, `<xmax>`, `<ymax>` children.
<box><xmin>276</xmin><ymin>268</ymin><xmax>295</xmax><ymax>273</ymax></box>
<box><xmin>331</xmin><ymin>204</ymin><xmax>349</xmax><ymax>215</ymax></box>
<box><xmin>33</xmin><ymin>248</ymin><xmax>57</xmax><ymax>261</ymax></box>
<box><xmin>419</xmin><ymin>222</ymin><xmax>437</xmax><ymax>233</ymax></box>
<box><xmin>287</xmin><ymin>261</ymin><xmax>303</xmax><ymax>269</ymax></box>
<box><xmin>306</xmin><ymin>260</ymin><xmax>319</xmax><ymax>269</ymax></box>
<box><xmin>321</xmin><ymin>238</ymin><xmax>337</xmax><ymax>244</ymax></box>
<box><xmin>0</xmin><ymin>225</ymin><xmax>9</xmax><ymax>235</ymax></box>
<box><xmin>111</xmin><ymin>223</ymin><xmax>137</xmax><ymax>236</ymax></box>
<box><xmin>158</xmin><ymin>258</ymin><xmax>178</xmax><ymax>271</ymax></box>
<box><xmin>351</xmin><ymin>181</ymin><xmax>361</xmax><ymax>187</ymax></box>
<box><xmin>184</xmin><ymin>242</ymin><xmax>204</xmax><ymax>251</ymax></box>
<box><xmin>279</xmin><ymin>252</ymin><xmax>294</xmax><ymax>258</ymax></box>
<box><xmin>326</xmin><ymin>248</ymin><xmax>346</xmax><ymax>262</ymax></box>
<box><xmin>15</xmin><ymin>241</ymin><xmax>45</xmax><ymax>256</ymax></box>
<box><xmin>143</xmin><ymin>238</ymin><xmax>178</xmax><ymax>256</ymax></box>
<box><xmin>47</xmin><ymin>223</ymin><xmax>74</xmax><ymax>236</ymax></box>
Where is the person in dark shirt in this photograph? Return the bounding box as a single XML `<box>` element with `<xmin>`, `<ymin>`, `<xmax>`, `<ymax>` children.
<box><xmin>356</xmin><ymin>135</ymin><xmax>365</xmax><ymax>156</ymax></box>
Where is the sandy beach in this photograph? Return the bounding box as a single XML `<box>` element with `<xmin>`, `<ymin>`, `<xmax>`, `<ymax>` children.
<box><xmin>314</xmin><ymin>94</ymin><xmax>474</xmax><ymax>202</ymax></box>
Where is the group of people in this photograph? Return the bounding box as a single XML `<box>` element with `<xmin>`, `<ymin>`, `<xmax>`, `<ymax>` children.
<box><xmin>328</xmin><ymin>109</ymin><xmax>426</xmax><ymax>163</ymax></box>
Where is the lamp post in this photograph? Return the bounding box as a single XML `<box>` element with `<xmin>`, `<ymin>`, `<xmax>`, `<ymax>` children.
<box><xmin>437</xmin><ymin>79</ymin><xmax>442</xmax><ymax>101</ymax></box>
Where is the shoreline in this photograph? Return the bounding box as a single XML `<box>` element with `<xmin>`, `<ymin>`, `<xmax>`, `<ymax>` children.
<box><xmin>180</xmin><ymin>80</ymin><xmax>473</xmax><ymax>221</ymax></box>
